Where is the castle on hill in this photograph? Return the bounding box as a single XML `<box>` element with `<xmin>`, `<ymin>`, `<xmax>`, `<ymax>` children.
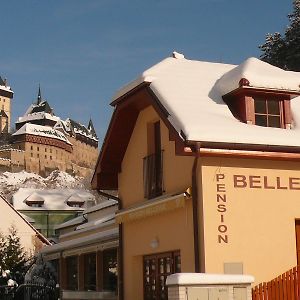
<box><xmin>0</xmin><ymin>83</ymin><xmax>99</xmax><ymax>177</ymax></box>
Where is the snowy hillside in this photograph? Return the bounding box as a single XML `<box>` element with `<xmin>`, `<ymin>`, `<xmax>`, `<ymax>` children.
<box><xmin>0</xmin><ymin>170</ymin><xmax>86</xmax><ymax>201</ymax></box>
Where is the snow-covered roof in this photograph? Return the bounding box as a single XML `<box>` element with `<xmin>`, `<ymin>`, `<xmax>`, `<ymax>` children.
<box><xmin>84</xmin><ymin>199</ymin><xmax>118</xmax><ymax>214</ymax></box>
<box><xmin>16</xmin><ymin>112</ymin><xmax>59</xmax><ymax>124</ymax></box>
<box><xmin>13</xmin><ymin>123</ymin><xmax>72</xmax><ymax>145</ymax></box>
<box><xmin>76</xmin><ymin>213</ymin><xmax>115</xmax><ymax>230</ymax></box>
<box><xmin>66</xmin><ymin>118</ymin><xmax>99</xmax><ymax>142</ymax></box>
<box><xmin>55</xmin><ymin>199</ymin><xmax>117</xmax><ymax>231</ymax></box>
<box><xmin>16</xmin><ymin>97</ymin><xmax>98</xmax><ymax>143</ymax></box>
<box><xmin>166</xmin><ymin>273</ymin><xmax>255</xmax><ymax>286</ymax></box>
<box><xmin>13</xmin><ymin>188</ymin><xmax>95</xmax><ymax>211</ymax></box>
<box><xmin>0</xmin><ymin>84</ymin><xmax>13</xmax><ymax>94</ymax></box>
<box><xmin>112</xmin><ymin>54</ymin><xmax>300</xmax><ymax>148</ymax></box>
<box><xmin>215</xmin><ymin>57</ymin><xmax>300</xmax><ymax>95</ymax></box>
<box><xmin>41</xmin><ymin>227</ymin><xmax>118</xmax><ymax>254</ymax></box>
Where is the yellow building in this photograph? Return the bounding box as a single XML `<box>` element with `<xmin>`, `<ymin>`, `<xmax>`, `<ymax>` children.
<box><xmin>0</xmin><ymin>194</ymin><xmax>49</xmax><ymax>253</ymax></box>
<box><xmin>92</xmin><ymin>53</ymin><xmax>300</xmax><ymax>300</ymax></box>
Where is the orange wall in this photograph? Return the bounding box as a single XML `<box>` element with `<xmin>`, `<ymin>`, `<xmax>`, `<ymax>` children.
<box><xmin>118</xmin><ymin>106</ymin><xmax>195</xmax><ymax>300</ymax></box>
<box><xmin>123</xmin><ymin>203</ymin><xmax>194</xmax><ymax>300</ymax></box>
<box><xmin>118</xmin><ymin>106</ymin><xmax>193</xmax><ymax>208</ymax></box>
<box><xmin>201</xmin><ymin>156</ymin><xmax>300</xmax><ymax>285</ymax></box>
<box><xmin>117</xmin><ymin>104</ymin><xmax>300</xmax><ymax>296</ymax></box>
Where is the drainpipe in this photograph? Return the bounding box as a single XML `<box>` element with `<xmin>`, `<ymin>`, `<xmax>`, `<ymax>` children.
<box><xmin>97</xmin><ymin>190</ymin><xmax>124</xmax><ymax>300</ymax></box>
<box><xmin>191</xmin><ymin>143</ymin><xmax>205</xmax><ymax>273</ymax></box>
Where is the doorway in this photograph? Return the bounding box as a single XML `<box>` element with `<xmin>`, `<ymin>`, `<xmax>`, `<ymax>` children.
<box><xmin>143</xmin><ymin>251</ymin><xmax>181</xmax><ymax>300</ymax></box>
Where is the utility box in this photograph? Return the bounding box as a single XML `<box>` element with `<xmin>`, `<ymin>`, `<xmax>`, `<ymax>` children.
<box><xmin>166</xmin><ymin>273</ymin><xmax>254</xmax><ymax>300</ymax></box>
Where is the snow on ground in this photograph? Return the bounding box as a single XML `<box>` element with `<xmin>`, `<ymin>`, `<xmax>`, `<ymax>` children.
<box><xmin>0</xmin><ymin>170</ymin><xmax>85</xmax><ymax>201</ymax></box>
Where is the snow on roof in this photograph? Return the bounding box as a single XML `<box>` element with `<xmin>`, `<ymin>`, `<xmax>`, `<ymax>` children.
<box><xmin>76</xmin><ymin>213</ymin><xmax>115</xmax><ymax>230</ymax></box>
<box><xmin>55</xmin><ymin>199</ymin><xmax>117</xmax><ymax>232</ymax></box>
<box><xmin>13</xmin><ymin>188</ymin><xmax>95</xmax><ymax>211</ymax></box>
<box><xmin>166</xmin><ymin>273</ymin><xmax>255</xmax><ymax>286</ymax></box>
<box><xmin>84</xmin><ymin>199</ymin><xmax>118</xmax><ymax>214</ymax></box>
<box><xmin>113</xmin><ymin>54</ymin><xmax>300</xmax><ymax>148</ymax></box>
<box><xmin>66</xmin><ymin>118</ymin><xmax>99</xmax><ymax>142</ymax></box>
<box><xmin>0</xmin><ymin>84</ymin><xmax>13</xmax><ymax>94</ymax></box>
<box><xmin>16</xmin><ymin>112</ymin><xmax>59</xmax><ymax>124</ymax></box>
<box><xmin>215</xmin><ymin>57</ymin><xmax>300</xmax><ymax>96</ymax></box>
<box><xmin>13</xmin><ymin>123</ymin><xmax>72</xmax><ymax>145</ymax></box>
<box><xmin>41</xmin><ymin>227</ymin><xmax>118</xmax><ymax>254</ymax></box>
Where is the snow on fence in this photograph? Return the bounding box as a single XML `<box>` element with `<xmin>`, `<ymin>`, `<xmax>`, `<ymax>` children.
<box><xmin>252</xmin><ymin>266</ymin><xmax>300</xmax><ymax>300</ymax></box>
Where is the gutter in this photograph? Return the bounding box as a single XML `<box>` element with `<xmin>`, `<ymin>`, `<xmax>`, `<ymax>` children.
<box><xmin>97</xmin><ymin>190</ymin><xmax>124</xmax><ymax>300</ymax></box>
<box><xmin>191</xmin><ymin>143</ymin><xmax>205</xmax><ymax>273</ymax></box>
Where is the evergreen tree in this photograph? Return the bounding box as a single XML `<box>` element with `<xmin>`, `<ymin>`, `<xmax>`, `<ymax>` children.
<box><xmin>4</xmin><ymin>226</ymin><xmax>29</xmax><ymax>278</ymax></box>
<box><xmin>260</xmin><ymin>0</ymin><xmax>300</xmax><ymax>71</ymax></box>
<box><xmin>0</xmin><ymin>225</ymin><xmax>31</xmax><ymax>285</ymax></box>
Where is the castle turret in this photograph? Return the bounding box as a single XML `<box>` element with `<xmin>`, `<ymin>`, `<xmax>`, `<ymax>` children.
<box><xmin>0</xmin><ymin>76</ymin><xmax>13</xmax><ymax>133</ymax></box>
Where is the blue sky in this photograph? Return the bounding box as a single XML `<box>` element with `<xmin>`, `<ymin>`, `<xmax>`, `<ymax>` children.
<box><xmin>0</xmin><ymin>0</ymin><xmax>293</xmax><ymax>142</ymax></box>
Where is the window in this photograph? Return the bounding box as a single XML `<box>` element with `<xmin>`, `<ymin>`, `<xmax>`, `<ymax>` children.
<box><xmin>30</xmin><ymin>146</ymin><xmax>33</xmax><ymax>150</ymax></box>
<box><xmin>66</xmin><ymin>256</ymin><xmax>78</xmax><ymax>290</ymax></box>
<box><xmin>45</xmin><ymin>148</ymin><xmax>47</xmax><ymax>152</ymax></box>
<box><xmin>254</xmin><ymin>98</ymin><xmax>283</xmax><ymax>128</ymax></box>
<box><xmin>103</xmin><ymin>249</ymin><xmax>117</xmax><ymax>292</ymax></box>
<box><xmin>143</xmin><ymin>121</ymin><xmax>163</xmax><ymax>199</ymax></box>
<box><xmin>37</xmin><ymin>147</ymin><xmax>39</xmax><ymax>151</ymax></box>
<box><xmin>84</xmin><ymin>253</ymin><xmax>96</xmax><ymax>291</ymax></box>
<box><xmin>222</xmin><ymin>88</ymin><xmax>292</xmax><ymax>129</ymax></box>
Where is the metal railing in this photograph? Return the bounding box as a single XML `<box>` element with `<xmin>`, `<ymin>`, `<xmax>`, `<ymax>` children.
<box><xmin>0</xmin><ymin>283</ymin><xmax>59</xmax><ymax>300</ymax></box>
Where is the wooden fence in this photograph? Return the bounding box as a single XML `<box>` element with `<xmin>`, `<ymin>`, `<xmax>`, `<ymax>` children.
<box><xmin>252</xmin><ymin>266</ymin><xmax>300</xmax><ymax>300</ymax></box>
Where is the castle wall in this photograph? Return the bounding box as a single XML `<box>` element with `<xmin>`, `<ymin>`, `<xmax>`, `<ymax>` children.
<box><xmin>69</xmin><ymin>136</ymin><xmax>98</xmax><ymax>169</ymax></box>
<box><xmin>10</xmin><ymin>135</ymin><xmax>98</xmax><ymax>177</ymax></box>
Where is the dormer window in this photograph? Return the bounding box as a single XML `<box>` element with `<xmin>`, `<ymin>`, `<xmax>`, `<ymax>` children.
<box><xmin>254</xmin><ymin>98</ymin><xmax>283</xmax><ymax>128</ymax></box>
<box><xmin>223</xmin><ymin>87</ymin><xmax>293</xmax><ymax>130</ymax></box>
<box><xmin>66</xmin><ymin>200</ymin><xmax>84</xmax><ymax>208</ymax></box>
<box><xmin>25</xmin><ymin>200</ymin><xmax>44</xmax><ymax>207</ymax></box>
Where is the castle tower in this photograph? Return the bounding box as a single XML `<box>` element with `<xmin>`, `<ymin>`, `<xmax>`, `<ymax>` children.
<box><xmin>0</xmin><ymin>76</ymin><xmax>13</xmax><ymax>134</ymax></box>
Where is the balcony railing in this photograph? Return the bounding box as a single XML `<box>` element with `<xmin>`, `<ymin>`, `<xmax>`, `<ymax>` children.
<box><xmin>143</xmin><ymin>151</ymin><xmax>163</xmax><ymax>199</ymax></box>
